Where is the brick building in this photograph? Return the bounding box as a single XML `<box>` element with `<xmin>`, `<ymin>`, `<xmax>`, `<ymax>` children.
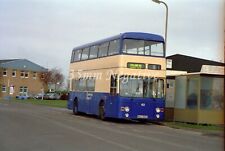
<box><xmin>0</xmin><ymin>59</ymin><xmax>48</xmax><ymax>98</ymax></box>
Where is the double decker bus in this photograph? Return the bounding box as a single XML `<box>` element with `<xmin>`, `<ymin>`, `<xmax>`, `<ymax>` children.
<box><xmin>68</xmin><ymin>32</ymin><xmax>166</xmax><ymax>121</ymax></box>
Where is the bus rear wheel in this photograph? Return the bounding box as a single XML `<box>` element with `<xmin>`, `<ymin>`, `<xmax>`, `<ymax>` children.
<box><xmin>99</xmin><ymin>105</ymin><xmax>106</xmax><ymax>120</ymax></box>
<box><xmin>73</xmin><ymin>100</ymin><xmax>79</xmax><ymax>115</ymax></box>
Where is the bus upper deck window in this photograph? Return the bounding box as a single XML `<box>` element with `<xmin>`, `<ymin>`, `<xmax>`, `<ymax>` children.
<box><xmin>99</xmin><ymin>42</ymin><xmax>109</xmax><ymax>57</ymax></box>
<box><xmin>108</xmin><ymin>40</ymin><xmax>119</xmax><ymax>56</ymax></box>
<box><xmin>81</xmin><ymin>48</ymin><xmax>90</xmax><ymax>60</ymax></box>
<box><xmin>151</xmin><ymin>43</ymin><xmax>164</xmax><ymax>57</ymax></box>
<box><xmin>89</xmin><ymin>46</ymin><xmax>98</xmax><ymax>59</ymax></box>
<box><xmin>74</xmin><ymin>50</ymin><xmax>82</xmax><ymax>61</ymax></box>
<box><xmin>123</xmin><ymin>39</ymin><xmax>144</xmax><ymax>55</ymax></box>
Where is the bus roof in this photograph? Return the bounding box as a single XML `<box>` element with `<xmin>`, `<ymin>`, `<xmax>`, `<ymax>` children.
<box><xmin>73</xmin><ymin>32</ymin><xmax>164</xmax><ymax>51</ymax></box>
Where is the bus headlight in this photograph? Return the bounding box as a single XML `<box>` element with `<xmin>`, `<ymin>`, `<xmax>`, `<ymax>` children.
<box><xmin>124</xmin><ymin>107</ymin><xmax>130</xmax><ymax>112</ymax></box>
<box><xmin>155</xmin><ymin>108</ymin><xmax>160</xmax><ymax>113</ymax></box>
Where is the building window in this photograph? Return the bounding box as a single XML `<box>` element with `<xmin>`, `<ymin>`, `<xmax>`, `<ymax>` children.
<box><xmin>40</xmin><ymin>73</ymin><xmax>44</xmax><ymax>79</ymax></box>
<box><xmin>21</xmin><ymin>71</ymin><xmax>25</xmax><ymax>78</ymax></box>
<box><xmin>24</xmin><ymin>86</ymin><xmax>28</xmax><ymax>93</ymax></box>
<box><xmin>12</xmin><ymin>70</ymin><xmax>16</xmax><ymax>77</ymax></box>
<box><xmin>2</xmin><ymin>85</ymin><xmax>6</xmax><ymax>92</ymax></box>
<box><xmin>20</xmin><ymin>86</ymin><xmax>23</xmax><ymax>93</ymax></box>
<box><xmin>20</xmin><ymin>86</ymin><xmax>28</xmax><ymax>94</ymax></box>
<box><xmin>3</xmin><ymin>69</ymin><xmax>7</xmax><ymax>76</ymax></box>
<box><xmin>25</xmin><ymin>71</ymin><xmax>29</xmax><ymax>78</ymax></box>
<box><xmin>33</xmin><ymin>72</ymin><xmax>37</xmax><ymax>79</ymax></box>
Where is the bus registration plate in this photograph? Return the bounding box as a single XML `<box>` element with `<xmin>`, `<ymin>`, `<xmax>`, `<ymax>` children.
<box><xmin>137</xmin><ymin>115</ymin><xmax>148</xmax><ymax>119</ymax></box>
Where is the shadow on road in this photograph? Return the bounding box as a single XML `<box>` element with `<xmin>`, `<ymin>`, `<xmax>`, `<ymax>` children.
<box><xmin>67</xmin><ymin>111</ymin><xmax>163</xmax><ymax>126</ymax></box>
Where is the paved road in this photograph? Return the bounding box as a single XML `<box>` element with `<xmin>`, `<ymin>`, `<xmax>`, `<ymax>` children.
<box><xmin>0</xmin><ymin>101</ymin><xmax>223</xmax><ymax>151</ymax></box>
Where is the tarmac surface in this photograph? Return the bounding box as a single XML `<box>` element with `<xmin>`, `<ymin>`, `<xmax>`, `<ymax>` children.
<box><xmin>0</xmin><ymin>100</ymin><xmax>223</xmax><ymax>151</ymax></box>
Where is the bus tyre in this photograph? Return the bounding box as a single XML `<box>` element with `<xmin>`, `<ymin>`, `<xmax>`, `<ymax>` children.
<box><xmin>99</xmin><ymin>105</ymin><xmax>106</xmax><ymax>121</ymax></box>
<box><xmin>73</xmin><ymin>101</ymin><xmax>79</xmax><ymax>115</ymax></box>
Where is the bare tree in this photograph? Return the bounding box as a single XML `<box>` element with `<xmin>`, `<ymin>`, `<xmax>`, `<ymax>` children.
<box><xmin>40</xmin><ymin>71</ymin><xmax>53</xmax><ymax>85</ymax></box>
<box><xmin>40</xmin><ymin>68</ymin><xmax>64</xmax><ymax>92</ymax></box>
<box><xmin>52</xmin><ymin>68</ymin><xmax>64</xmax><ymax>91</ymax></box>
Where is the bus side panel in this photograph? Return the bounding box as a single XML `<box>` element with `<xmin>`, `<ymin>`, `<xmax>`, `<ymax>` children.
<box><xmin>68</xmin><ymin>91</ymin><xmax>88</xmax><ymax>113</ymax></box>
<box><xmin>88</xmin><ymin>92</ymin><xmax>105</xmax><ymax>115</ymax></box>
<box><xmin>69</xmin><ymin>91</ymin><xmax>111</xmax><ymax>116</ymax></box>
<box><xmin>77</xmin><ymin>92</ymin><xmax>88</xmax><ymax>113</ymax></box>
<box><xmin>105</xmin><ymin>95</ymin><xmax>120</xmax><ymax>118</ymax></box>
<box><xmin>67</xmin><ymin>92</ymin><xmax>74</xmax><ymax>110</ymax></box>
<box><xmin>88</xmin><ymin>92</ymin><xmax>118</xmax><ymax>117</ymax></box>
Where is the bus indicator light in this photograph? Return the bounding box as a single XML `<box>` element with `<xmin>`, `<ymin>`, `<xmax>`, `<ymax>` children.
<box><xmin>124</xmin><ymin>107</ymin><xmax>130</xmax><ymax>112</ymax></box>
<box><xmin>156</xmin><ymin>108</ymin><xmax>160</xmax><ymax>113</ymax></box>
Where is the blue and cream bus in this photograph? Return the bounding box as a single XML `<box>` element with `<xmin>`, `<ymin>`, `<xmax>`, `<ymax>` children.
<box><xmin>68</xmin><ymin>32</ymin><xmax>166</xmax><ymax>121</ymax></box>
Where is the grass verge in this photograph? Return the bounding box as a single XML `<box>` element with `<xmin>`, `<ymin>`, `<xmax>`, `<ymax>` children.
<box><xmin>163</xmin><ymin>121</ymin><xmax>224</xmax><ymax>132</ymax></box>
<box><xmin>10</xmin><ymin>99</ymin><xmax>67</xmax><ymax>108</ymax></box>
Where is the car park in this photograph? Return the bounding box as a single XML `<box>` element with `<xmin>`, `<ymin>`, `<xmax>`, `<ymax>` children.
<box><xmin>34</xmin><ymin>93</ymin><xmax>44</xmax><ymax>99</ymax></box>
<box><xmin>16</xmin><ymin>93</ymin><xmax>30</xmax><ymax>100</ymax></box>
<box><xmin>44</xmin><ymin>93</ymin><xmax>60</xmax><ymax>100</ymax></box>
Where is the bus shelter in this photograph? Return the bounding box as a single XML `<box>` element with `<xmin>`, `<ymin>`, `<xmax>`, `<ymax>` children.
<box><xmin>166</xmin><ymin>66</ymin><xmax>224</xmax><ymax>124</ymax></box>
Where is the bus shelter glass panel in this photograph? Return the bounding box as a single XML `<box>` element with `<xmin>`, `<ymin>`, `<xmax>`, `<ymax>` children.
<box><xmin>108</xmin><ymin>39</ymin><xmax>120</xmax><ymax>55</ymax></box>
<box><xmin>120</xmin><ymin>76</ymin><xmax>164</xmax><ymax>98</ymax></box>
<box><xmin>123</xmin><ymin>39</ymin><xmax>164</xmax><ymax>57</ymax></box>
<box><xmin>200</xmin><ymin>76</ymin><xmax>224</xmax><ymax>110</ymax></box>
<box><xmin>187</xmin><ymin>76</ymin><xmax>199</xmax><ymax>109</ymax></box>
<box><xmin>174</xmin><ymin>76</ymin><xmax>187</xmax><ymax>109</ymax></box>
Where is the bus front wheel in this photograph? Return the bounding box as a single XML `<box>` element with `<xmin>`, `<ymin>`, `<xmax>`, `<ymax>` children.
<box><xmin>73</xmin><ymin>100</ymin><xmax>79</xmax><ymax>115</ymax></box>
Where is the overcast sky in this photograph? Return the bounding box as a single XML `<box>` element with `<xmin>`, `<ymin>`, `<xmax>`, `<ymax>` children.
<box><xmin>0</xmin><ymin>0</ymin><xmax>224</xmax><ymax>78</ymax></box>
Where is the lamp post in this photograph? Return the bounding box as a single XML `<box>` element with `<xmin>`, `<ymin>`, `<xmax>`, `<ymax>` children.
<box><xmin>152</xmin><ymin>0</ymin><xmax>168</xmax><ymax>51</ymax></box>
